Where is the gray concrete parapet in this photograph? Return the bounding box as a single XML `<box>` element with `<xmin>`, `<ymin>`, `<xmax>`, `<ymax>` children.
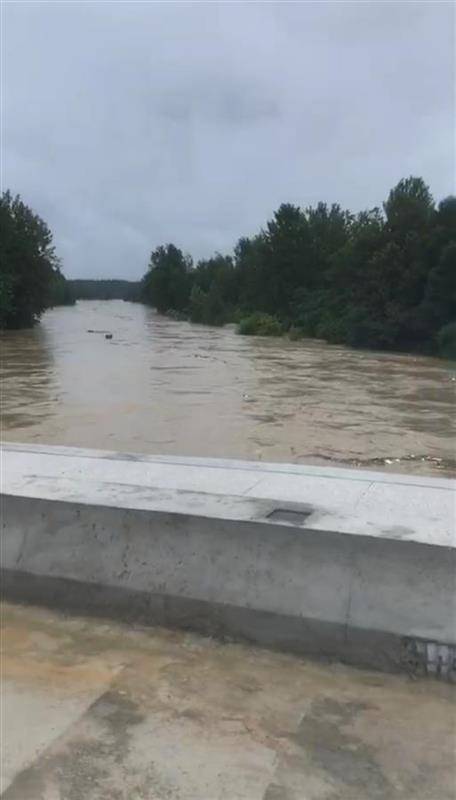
<box><xmin>2</xmin><ymin>443</ymin><xmax>455</xmax><ymax>675</ymax></box>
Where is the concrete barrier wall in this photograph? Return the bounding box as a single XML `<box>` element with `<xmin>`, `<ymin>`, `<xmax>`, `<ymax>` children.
<box><xmin>2</xmin><ymin>443</ymin><xmax>455</xmax><ymax>675</ymax></box>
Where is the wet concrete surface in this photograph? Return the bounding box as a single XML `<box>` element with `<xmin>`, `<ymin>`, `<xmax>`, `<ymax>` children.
<box><xmin>1</xmin><ymin>603</ymin><xmax>455</xmax><ymax>799</ymax></box>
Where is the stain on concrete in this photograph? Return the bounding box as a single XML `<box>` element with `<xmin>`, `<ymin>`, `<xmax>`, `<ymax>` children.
<box><xmin>263</xmin><ymin>782</ymin><xmax>292</xmax><ymax>800</ymax></box>
<box><xmin>3</xmin><ymin>603</ymin><xmax>456</xmax><ymax>800</ymax></box>
<box><xmin>266</xmin><ymin>507</ymin><xmax>314</xmax><ymax>526</ymax></box>
<box><xmin>90</xmin><ymin>690</ymin><xmax>145</xmax><ymax>747</ymax></box>
<box><xmin>104</xmin><ymin>451</ymin><xmax>142</xmax><ymax>462</ymax></box>
<box><xmin>381</xmin><ymin>525</ymin><xmax>414</xmax><ymax>541</ymax></box>
<box><xmin>293</xmin><ymin>698</ymin><xmax>393</xmax><ymax>799</ymax></box>
<box><xmin>4</xmin><ymin>691</ymin><xmax>146</xmax><ymax>800</ymax></box>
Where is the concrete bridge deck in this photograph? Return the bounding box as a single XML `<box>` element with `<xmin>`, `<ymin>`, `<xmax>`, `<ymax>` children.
<box><xmin>2</xmin><ymin>442</ymin><xmax>456</xmax><ymax>674</ymax></box>
<box><xmin>2</xmin><ymin>602</ymin><xmax>455</xmax><ymax>800</ymax></box>
<box><xmin>3</xmin><ymin>441</ymin><xmax>454</xmax><ymax>547</ymax></box>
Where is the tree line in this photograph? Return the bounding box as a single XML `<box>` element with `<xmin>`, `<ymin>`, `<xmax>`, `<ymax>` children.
<box><xmin>68</xmin><ymin>279</ymin><xmax>141</xmax><ymax>301</ymax></box>
<box><xmin>141</xmin><ymin>177</ymin><xmax>456</xmax><ymax>358</ymax></box>
<box><xmin>1</xmin><ymin>179</ymin><xmax>455</xmax><ymax>357</ymax></box>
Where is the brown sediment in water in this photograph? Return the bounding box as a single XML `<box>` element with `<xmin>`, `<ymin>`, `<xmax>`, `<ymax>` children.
<box><xmin>1</xmin><ymin>300</ymin><xmax>455</xmax><ymax>477</ymax></box>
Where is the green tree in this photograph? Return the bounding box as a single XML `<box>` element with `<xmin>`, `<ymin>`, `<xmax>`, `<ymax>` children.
<box><xmin>0</xmin><ymin>191</ymin><xmax>69</xmax><ymax>328</ymax></box>
<box><xmin>436</xmin><ymin>321</ymin><xmax>456</xmax><ymax>360</ymax></box>
<box><xmin>384</xmin><ymin>176</ymin><xmax>434</xmax><ymax>239</ymax></box>
<box><xmin>436</xmin><ymin>196</ymin><xmax>456</xmax><ymax>231</ymax></box>
<box><xmin>234</xmin><ymin>234</ymin><xmax>268</xmax><ymax>312</ymax></box>
<box><xmin>189</xmin><ymin>280</ymin><xmax>227</xmax><ymax>326</ymax></box>
<box><xmin>306</xmin><ymin>202</ymin><xmax>352</xmax><ymax>277</ymax></box>
<box><xmin>49</xmin><ymin>268</ymin><xmax>75</xmax><ymax>306</ymax></box>
<box><xmin>422</xmin><ymin>242</ymin><xmax>456</xmax><ymax>329</ymax></box>
<box><xmin>189</xmin><ymin>284</ymin><xmax>207</xmax><ymax>323</ymax></box>
<box><xmin>263</xmin><ymin>204</ymin><xmax>311</xmax><ymax>315</ymax></box>
<box><xmin>142</xmin><ymin>244</ymin><xmax>192</xmax><ymax>313</ymax></box>
<box><xmin>193</xmin><ymin>255</ymin><xmax>236</xmax><ymax>306</ymax></box>
<box><xmin>140</xmin><ymin>176</ymin><xmax>455</xmax><ymax>357</ymax></box>
<box><xmin>0</xmin><ymin>271</ymin><xmax>14</xmax><ymax>329</ymax></box>
<box><xmin>204</xmin><ymin>281</ymin><xmax>226</xmax><ymax>325</ymax></box>
<box><xmin>68</xmin><ymin>279</ymin><xmax>140</xmax><ymax>301</ymax></box>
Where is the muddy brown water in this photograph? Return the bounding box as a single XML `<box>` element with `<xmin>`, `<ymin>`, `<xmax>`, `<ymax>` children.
<box><xmin>1</xmin><ymin>300</ymin><xmax>455</xmax><ymax>476</ymax></box>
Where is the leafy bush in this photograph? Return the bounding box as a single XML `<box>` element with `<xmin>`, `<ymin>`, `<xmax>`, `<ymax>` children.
<box><xmin>0</xmin><ymin>272</ymin><xmax>15</xmax><ymax>329</ymax></box>
<box><xmin>345</xmin><ymin>310</ymin><xmax>399</xmax><ymax>350</ymax></box>
<box><xmin>315</xmin><ymin>314</ymin><xmax>350</xmax><ymax>344</ymax></box>
<box><xmin>230</xmin><ymin>307</ymin><xmax>247</xmax><ymax>324</ymax></box>
<box><xmin>238</xmin><ymin>313</ymin><xmax>284</xmax><ymax>337</ymax></box>
<box><xmin>436</xmin><ymin>322</ymin><xmax>456</xmax><ymax>360</ymax></box>
<box><xmin>189</xmin><ymin>285</ymin><xmax>206</xmax><ymax>323</ymax></box>
<box><xmin>189</xmin><ymin>283</ymin><xmax>226</xmax><ymax>326</ymax></box>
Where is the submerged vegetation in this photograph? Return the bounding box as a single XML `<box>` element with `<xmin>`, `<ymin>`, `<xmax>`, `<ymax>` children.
<box><xmin>238</xmin><ymin>313</ymin><xmax>284</xmax><ymax>337</ymax></box>
<box><xmin>141</xmin><ymin>177</ymin><xmax>456</xmax><ymax>357</ymax></box>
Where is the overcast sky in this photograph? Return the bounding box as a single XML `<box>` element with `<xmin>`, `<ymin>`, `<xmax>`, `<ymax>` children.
<box><xmin>3</xmin><ymin>1</ymin><xmax>455</xmax><ymax>279</ymax></box>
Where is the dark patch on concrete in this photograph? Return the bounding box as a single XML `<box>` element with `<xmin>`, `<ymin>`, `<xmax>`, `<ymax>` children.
<box><xmin>2</xmin><ymin>763</ymin><xmax>48</xmax><ymax>800</ymax></box>
<box><xmin>263</xmin><ymin>782</ymin><xmax>292</xmax><ymax>800</ymax></box>
<box><xmin>103</xmin><ymin>451</ymin><xmax>142</xmax><ymax>462</ymax></box>
<box><xmin>381</xmin><ymin>525</ymin><xmax>414</xmax><ymax>541</ymax></box>
<box><xmin>2</xmin><ymin>568</ymin><xmax>413</xmax><ymax>674</ymax></box>
<box><xmin>176</xmin><ymin>707</ymin><xmax>205</xmax><ymax>722</ymax></box>
<box><xmin>293</xmin><ymin>698</ymin><xmax>393</xmax><ymax>799</ymax></box>
<box><xmin>267</xmin><ymin>507</ymin><xmax>314</xmax><ymax>526</ymax></box>
<box><xmin>1</xmin><ymin>568</ymin><xmax>167</xmax><ymax>628</ymax></box>
<box><xmin>3</xmin><ymin>691</ymin><xmax>147</xmax><ymax>800</ymax></box>
<box><xmin>91</xmin><ymin>690</ymin><xmax>145</xmax><ymax>753</ymax></box>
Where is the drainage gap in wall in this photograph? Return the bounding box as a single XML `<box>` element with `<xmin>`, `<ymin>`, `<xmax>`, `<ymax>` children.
<box><xmin>267</xmin><ymin>508</ymin><xmax>313</xmax><ymax>526</ymax></box>
<box><xmin>404</xmin><ymin>639</ymin><xmax>456</xmax><ymax>682</ymax></box>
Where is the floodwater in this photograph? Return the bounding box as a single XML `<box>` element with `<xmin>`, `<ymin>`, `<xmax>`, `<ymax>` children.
<box><xmin>1</xmin><ymin>300</ymin><xmax>455</xmax><ymax>476</ymax></box>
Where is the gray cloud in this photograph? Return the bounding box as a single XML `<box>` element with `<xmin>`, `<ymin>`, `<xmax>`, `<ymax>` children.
<box><xmin>3</xmin><ymin>1</ymin><xmax>455</xmax><ymax>279</ymax></box>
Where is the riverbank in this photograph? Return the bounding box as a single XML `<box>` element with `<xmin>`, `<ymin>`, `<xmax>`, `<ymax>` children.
<box><xmin>153</xmin><ymin>305</ymin><xmax>456</xmax><ymax>360</ymax></box>
<box><xmin>140</xmin><ymin>183</ymin><xmax>456</xmax><ymax>360</ymax></box>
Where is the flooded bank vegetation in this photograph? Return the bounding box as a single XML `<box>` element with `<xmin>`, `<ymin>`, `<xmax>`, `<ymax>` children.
<box><xmin>141</xmin><ymin>177</ymin><xmax>455</xmax><ymax>358</ymax></box>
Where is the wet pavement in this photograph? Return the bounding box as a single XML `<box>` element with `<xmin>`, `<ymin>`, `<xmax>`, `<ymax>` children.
<box><xmin>2</xmin><ymin>603</ymin><xmax>455</xmax><ymax>799</ymax></box>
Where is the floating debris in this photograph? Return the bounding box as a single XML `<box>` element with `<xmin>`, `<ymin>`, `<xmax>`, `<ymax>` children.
<box><xmin>304</xmin><ymin>452</ymin><xmax>456</xmax><ymax>475</ymax></box>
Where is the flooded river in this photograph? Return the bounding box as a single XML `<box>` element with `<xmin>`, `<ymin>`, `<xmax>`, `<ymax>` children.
<box><xmin>2</xmin><ymin>300</ymin><xmax>455</xmax><ymax>476</ymax></box>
